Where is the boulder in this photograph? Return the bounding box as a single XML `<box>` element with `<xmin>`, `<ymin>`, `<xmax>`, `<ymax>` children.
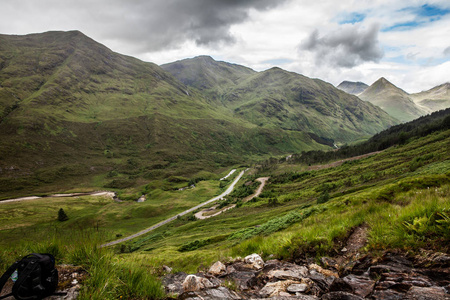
<box><xmin>179</xmin><ymin>286</ymin><xmax>240</xmax><ymax>300</ymax></box>
<box><xmin>182</xmin><ymin>275</ymin><xmax>214</xmax><ymax>292</ymax></box>
<box><xmin>208</xmin><ymin>261</ymin><xmax>227</xmax><ymax>276</ymax></box>
<box><xmin>267</xmin><ymin>267</ymin><xmax>308</xmax><ymax>281</ymax></box>
<box><xmin>342</xmin><ymin>274</ymin><xmax>375</xmax><ymax>297</ymax></box>
<box><xmin>227</xmin><ymin>271</ymin><xmax>257</xmax><ymax>290</ymax></box>
<box><xmin>244</xmin><ymin>253</ymin><xmax>265</xmax><ymax>270</ymax></box>
<box><xmin>259</xmin><ymin>280</ymin><xmax>300</xmax><ymax>298</ymax></box>
<box><xmin>405</xmin><ymin>286</ymin><xmax>449</xmax><ymax>300</ymax></box>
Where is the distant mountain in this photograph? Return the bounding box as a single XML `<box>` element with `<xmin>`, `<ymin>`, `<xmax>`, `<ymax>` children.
<box><xmin>337</xmin><ymin>81</ymin><xmax>369</xmax><ymax>95</ymax></box>
<box><xmin>358</xmin><ymin>77</ymin><xmax>426</xmax><ymax>122</ymax></box>
<box><xmin>410</xmin><ymin>82</ymin><xmax>450</xmax><ymax>113</ymax></box>
<box><xmin>163</xmin><ymin>58</ymin><xmax>397</xmax><ymax>143</ymax></box>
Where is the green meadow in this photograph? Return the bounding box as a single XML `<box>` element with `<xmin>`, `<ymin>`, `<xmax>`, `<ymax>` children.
<box><xmin>1</xmin><ymin>129</ymin><xmax>448</xmax><ymax>299</ymax></box>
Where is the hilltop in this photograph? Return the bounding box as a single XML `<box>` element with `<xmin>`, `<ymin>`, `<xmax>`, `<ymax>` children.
<box><xmin>336</xmin><ymin>80</ymin><xmax>369</xmax><ymax>95</ymax></box>
<box><xmin>358</xmin><ymin>77</ymin><xmax>426</xmax><ymax>122</ymax></box>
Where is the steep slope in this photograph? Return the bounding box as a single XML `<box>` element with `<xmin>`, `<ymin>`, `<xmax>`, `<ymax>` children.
<box><xmin>0</xmin><ymin>31</ymin><xmax>328</xmax><ymax>195</ymax></box>
<box><xmin>410</xmin><ymin>82</ymin><xmax>450</xmax><ymax>113</ymax></box>
<box><xmin>337</xmin><ymin>80</ymin><xmax>369</xmax><ymax>95</ymax></box>
<box><xmin>359</xmin><ymin>77</ymin><xmax>426</xmax><ymax>122</ymax></box>
<box><xmin>164</xmin><ymin>58</ymin><xmax>397</xmax><ymax>144</ymax></box>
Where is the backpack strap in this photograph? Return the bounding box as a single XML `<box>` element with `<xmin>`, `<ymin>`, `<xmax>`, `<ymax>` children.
<box><xmin>0</xmin><ymin>260</ymin><xmax>19</xmax><ymax>300</ymax></box>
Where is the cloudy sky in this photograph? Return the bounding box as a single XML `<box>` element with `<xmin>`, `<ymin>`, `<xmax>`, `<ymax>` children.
<box><xmin>2</xmin><ymin>0</ymin><xmax>450</xmax><ymax>93</ymax></box>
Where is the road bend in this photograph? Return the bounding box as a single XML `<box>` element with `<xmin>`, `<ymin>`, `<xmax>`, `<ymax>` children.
<box><xmin>101</xmin><ymin>170</ymin><xmax>245</xmax><ymax>247</ymax></box>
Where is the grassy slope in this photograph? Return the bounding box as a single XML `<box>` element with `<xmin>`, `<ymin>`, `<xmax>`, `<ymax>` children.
<box><xmin>0</xmin><ymin>130</ymin><xmax>448</xmax><ymax>298</ymax></box>
<box><xmin>0</xmin><ymin>32</ymin><xmax>329</xmax><ymax>197</ymax></box>
<box><xmin>163</xmin><ymin>58</ymin><xmax>398</xmax><ymax>145</ymax></box>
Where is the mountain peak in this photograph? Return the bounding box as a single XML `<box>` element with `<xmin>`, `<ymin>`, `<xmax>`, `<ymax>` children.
<box><xmin>337</xmin><ymin>81</ymin><xmax>369</xmax><ymax>95</ymax></box>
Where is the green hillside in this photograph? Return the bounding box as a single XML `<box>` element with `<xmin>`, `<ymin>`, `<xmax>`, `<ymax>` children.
<box><xmin>0</xmin><ymin>32</ymin><xmax>397</xmax><ymax>197</ymax></box>
<box><xmin>1</xmin><ymin>125</ymin><xmax>448</xmax><ymax>299</ymax></box>
<box><xmin>163</xmin><ymin>57</ymin><xmax>397</xmax><ymax>143</ymax></box>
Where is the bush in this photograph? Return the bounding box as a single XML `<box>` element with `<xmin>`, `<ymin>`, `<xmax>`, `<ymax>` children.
<box><xmin>58</xmin><ymin>208</ymin><xmax>69</xmax><ymax>222</ymax></box>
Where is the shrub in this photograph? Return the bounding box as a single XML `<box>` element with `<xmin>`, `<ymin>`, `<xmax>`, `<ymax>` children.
<box><xmin>58</xmin><ymin>208</ymin><xmax>69</xmax><ymax>222</ymax></box>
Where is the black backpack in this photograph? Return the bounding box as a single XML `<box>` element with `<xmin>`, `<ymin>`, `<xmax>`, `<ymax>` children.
<box><xmin>0</xmin><ymin>253</ymin><xmax>58</xmax><ymax>300</ymax></box>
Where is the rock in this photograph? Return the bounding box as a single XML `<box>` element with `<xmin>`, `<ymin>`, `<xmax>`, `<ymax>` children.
<box><xmin>267</xmin><ymin>266</ymin><xmax>308</xmax><ymax>281</ymax></box>
<box><xmin>342</xmin><ymin>274</ymin><xmax>375</xmax><ymax>297</ymax></box>
<box><xmin>329</xmin><ymin>278</ymin><xmax>354</xmax><ymax>293</ymax></box>
<box><xmin>287</xmin><ymin>283</ymin><xmax>309</xmax><ymax>293</ymax></box>
<box><xmin>163</xmin><ymin>272</ymin><xmax>187</xmax><ymax>295</ymax></box>
<box><xmin>259</xmin><ymin>280</ymin><xmax>300</xmax><ymax>298</ymax></box>
<box><xmin>208</xmin><ymin>261</ymin><xmax>227</xmax><ymax>276</ymax></box>
<box><xmin>308</xmin><ymin>269</ymin><xmax>334</xmax><ymax>293</ymax></box>
<box><xmin>162</xmin><ymin>265</ymin><xmax>172</xmax><ymax>273</ymax></box>
<box><xmin>182</xmin><ymin>275</ymin><xmax>214</xmax><ymax>292</ymax></box>
<box><xmin>320</xmin><ymin>291</ymin><xmax>364</xmax><ymax>300</ymax></box>
<box><xmin>226</xmin><ymin>265</ymin><xmax>236</xmax><ymax>274</ymax></box>
<box><xmin>405</xmin><ymin>286</ymin><xmax>449</xmax><ymax>300</ymax></box>
<box><xmin>321</xmin><ymin>257</ymin><xmax>338</xmax><ymax>270</ymax></box>
<box><xmin>227</xmin><ymin>271</ymin><xmax>257</xmax><ymax>290</ymax></box>
<box><xmin>309</xmin><ymin>263</ymin><xmax>339</xmax><ymax>278</ymax></box>
<box><xmin>371</xmin><ymin>289</ymin><xmax>405</xmax><ymax>300</ymax></box>
<box><xmin>179</xmin><ymin>286</ymin><xmax>240</xmax><ymax>300</ymax></box>
<box><xmin>244</xmin><ymin>253</ymin><xmax>264</xmax><ymax>270</ymax></box>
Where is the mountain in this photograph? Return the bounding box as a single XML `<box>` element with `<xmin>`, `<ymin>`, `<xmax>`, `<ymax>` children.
<box><xmin>410</xmin><ymin>82</ymin><xmax>450</xmax><ymax>113</ymax></box>
<box><xmin>337</xmin><ymin>81</ymin><xmax>369</xmax><ymax>95</ymax></box>
<box><xmin>163</xmin><ymin>58</ymin><xmax>397</xmax><ymax>143</ymax></box>
<box><xmin>161</xmin><ymin>55</ymin><xmax>255</xmax><ymax>100</ymax></box>
<box><xmin>358</xmin><ymin>77</ymin><xmax>426</xmax><ymax>122</ymax></box>
<box><xmin>0</xmin><ymin>31</ymin><xmax>397</xmax><ymax>196</ymax></box>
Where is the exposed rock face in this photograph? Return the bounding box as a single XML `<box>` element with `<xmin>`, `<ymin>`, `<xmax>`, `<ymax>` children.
<box><xmin>163</xmin><ymin>252</ymin><xmax>450</xmax><ymax>299</ymax></box>
<box><xmin>244</xmin><ymin>253</ymin><xmax>265</xmax><ymax>270</ymax></box>
<box><xmin>208</xmin><ymin>261</ymin><xmax>227</xmax><ymax>276</ymax></box>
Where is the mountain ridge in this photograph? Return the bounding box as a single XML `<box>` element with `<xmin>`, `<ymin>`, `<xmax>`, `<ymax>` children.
<box><xmin>358</xmin><ymin>77</ymin><xmax>426</xmax><ymax>122</ymax></box>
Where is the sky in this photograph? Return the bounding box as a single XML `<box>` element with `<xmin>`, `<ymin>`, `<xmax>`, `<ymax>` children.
<box><xmin>1</xmin><ymin>0</ymin><xmax>450</xmax><ymax>93</ymax></box>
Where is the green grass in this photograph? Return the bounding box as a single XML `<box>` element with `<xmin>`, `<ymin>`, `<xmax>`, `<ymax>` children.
<box><xmin>1</xmin><ymin>129</ymin><xmax>449</xmax><ymax>298</ymax></box>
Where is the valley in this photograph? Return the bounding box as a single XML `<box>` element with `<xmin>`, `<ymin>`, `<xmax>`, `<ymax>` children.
<box><xmin>0</xmin><ymin>30</ymin><xmax>449</xmax><ymax>300</ymax></box>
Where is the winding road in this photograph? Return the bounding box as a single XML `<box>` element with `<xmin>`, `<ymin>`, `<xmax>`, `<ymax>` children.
<box><xmin>100</xmin><ymin>170</ymin><xmax>246</xmax><ymax>247</ymax></box>
<box><xmin>195</xmin><ymin>176</ymin><xmax>270</xmax><ymax>220</ymax></box>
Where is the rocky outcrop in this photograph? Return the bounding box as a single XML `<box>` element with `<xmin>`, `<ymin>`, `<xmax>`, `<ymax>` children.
<box><xmin>163</xmin><ymin>251</ymin><xmax>450</xmax><ymax>299</ymax></box>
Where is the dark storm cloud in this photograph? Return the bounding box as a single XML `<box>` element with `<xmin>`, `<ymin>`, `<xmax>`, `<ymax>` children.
<box><xmin>91</xmin><ymin>0</ymin><xmax>287</xmax><ymax>52</ymax></box>
<box><xmin>300</xmin><ymin>23</ymin><xmax>384</xmax><ymax>68</ymax></box>
<box><xmin>1</xmin><ymin>0</ymin><xmax>286</xmax><ymax>53</ymax></box>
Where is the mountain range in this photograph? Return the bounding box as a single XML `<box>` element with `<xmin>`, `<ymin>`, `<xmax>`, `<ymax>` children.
<box><xmin>0</xmin><ymin>31</ymin><xmax>399</xmax><ymax>195</ymax></box>
<box><xmin>338</xmin><ymin>78</ymin><xmax>450</xmax><ymax>122</ymax></box>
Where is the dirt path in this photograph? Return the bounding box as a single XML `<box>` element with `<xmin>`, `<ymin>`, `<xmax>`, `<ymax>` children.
<box><xmin>307</xmin><ymin>151</ymin><xmax>383</xmax><ymax>171</ymax></box>
<box><xmin>0</xmin><ymin>191</ymin><xmax>116</xmax><ymax>204</ymax></box>
<box><xmin>195</xmin><ymin>177</ymin><xmax>270</xmax><ymax>220</ymax></box>
<box><xmin>243</xmin><ymin>177</ymin><xmax>269</xmax><ymax>202</ymax></box>
<box><xmin>101</xmin><ymin>170</ymin><xmax>246</xmax><ymax>247</ymax></box>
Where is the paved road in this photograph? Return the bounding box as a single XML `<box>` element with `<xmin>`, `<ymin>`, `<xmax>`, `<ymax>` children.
<box><xmin>101</xmin><ymin>170</ymin><xmax>245</xmax><ymax>247</ymax></box>
<box><xmin>195</xmin><ymin>176</ymin><xmax>270</xmax><ymax>220</ymax></box>
<box><xmin>0</xmin><ymin>191</ymin><xmax>115</xmax><ymax>204</ymax></box>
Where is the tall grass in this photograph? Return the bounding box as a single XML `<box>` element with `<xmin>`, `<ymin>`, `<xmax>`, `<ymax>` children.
<box><xmin>0</xmin><ymin>229</ymin><xmax>165</xmax><ymax>299</ymax></box>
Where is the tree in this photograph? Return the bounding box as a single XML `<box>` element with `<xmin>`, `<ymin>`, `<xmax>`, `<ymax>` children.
<box><xmin>58</xmin><ymin>208</ymin><xmax>69</xmax><ymax>222</ymax></box>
